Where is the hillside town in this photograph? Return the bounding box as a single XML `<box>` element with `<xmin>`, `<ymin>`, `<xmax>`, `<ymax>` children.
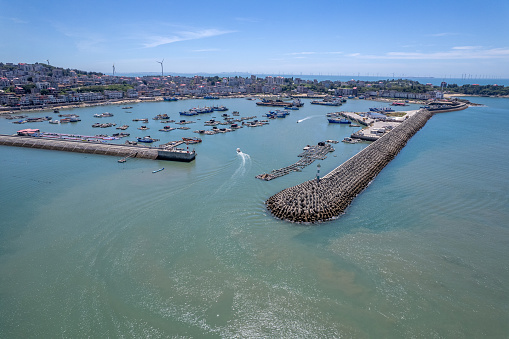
<box><xmin>0</xmin><ymin>62</ymin><xmax>449</xmax><ymax>110</ymax></box>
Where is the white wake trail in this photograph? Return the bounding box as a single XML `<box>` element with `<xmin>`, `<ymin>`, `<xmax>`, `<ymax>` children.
<box><xmin>297</xmin><ymin>115</ymin><xmax>320</xmax><ymax>123</ymax></box>
<box><xmin>213</xmin><ymin>151</ymin><xmax>252</xmax><ymax>195</ymax></box>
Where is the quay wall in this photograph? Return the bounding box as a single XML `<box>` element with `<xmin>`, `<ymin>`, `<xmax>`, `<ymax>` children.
<box><xmin>265</xmin><ymin>109</ymin><xmax>435</xmax><ymax>223</ymax></box>
<box><xmin>0</xmin><ymin>134</ymin><xmax>159</xmax><ymax>159</ymax></box>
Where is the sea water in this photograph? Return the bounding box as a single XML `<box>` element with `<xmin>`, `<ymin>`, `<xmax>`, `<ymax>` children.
<box><xmin>0</xmin><ymin>97</ymin><xmax>508</xmax><ymax>337</ymax></box>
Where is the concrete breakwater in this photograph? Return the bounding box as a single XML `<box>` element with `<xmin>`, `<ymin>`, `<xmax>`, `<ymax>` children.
<box><xmin>265</xmin><ymin>109</ymin><xmax>434</xmax><ymax>223</ymax></box>
<box><xmin>0</xmin><ymin>134</ymin><xmax>196</xmax><ymax>162</ymax></box>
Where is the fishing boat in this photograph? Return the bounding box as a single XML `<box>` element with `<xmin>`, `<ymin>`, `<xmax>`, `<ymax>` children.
<box><xmin>256</xmin><ymin>98</ymin><xmax>303</xmax><ymax>107</ymax></box>
<box><xmin>137</xmin><ymin>136</ymin><xmax>156</xmax><ymax>143</ymax></box>
<box><xmin>212</xmin><ymin>105</ymin><xmax>228</xmax><ymax>111</ymax></box>
<box><xmin>182</xmin><ymin>137</ymin><xmax>202</xmax><ymax>144</ymax></box>
<box><xmin>153</xmin><ymin>114</ymin><xmax>170</xmax><ymax>120</ymax></box>
<box><xmin>159</xmin><ymin>126</ymin><xmax>175</xmax><ymax>132</ymax></box>
<box><xmin>311</xmin><ymin>99</ymin><xmax>342</xmax><ymax>106</ymax></box>
<box><xmin>328</xmin><ymin>117</ymin><xmax>351</xmax><ymax>124</ymax></box>
<box><xmin>342</xmin><ymin>137</ymin><xmax>359</xmax><ymax>144</ymax></box>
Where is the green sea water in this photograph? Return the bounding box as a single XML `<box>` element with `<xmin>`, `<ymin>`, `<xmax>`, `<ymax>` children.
<box><xmin>1</xmin><ymin>97</ymin><xmax>508</xmax><ymax>338</ymax></box>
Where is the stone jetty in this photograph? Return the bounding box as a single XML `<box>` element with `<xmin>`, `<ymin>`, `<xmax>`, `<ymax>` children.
<box><xmin>265</xmin><ymin>109</ymin><xmax>434</xmax><ymax>223</ymax></box>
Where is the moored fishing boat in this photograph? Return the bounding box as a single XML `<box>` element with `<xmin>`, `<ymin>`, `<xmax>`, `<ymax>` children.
<box><xmin>328</xmin><ymin>117</ymin><xmax>351</xmax><ymax>124</ymax></box>
<box><xmin>182</xmin><ymin>137</ymin><xmax>202</xmax><ymax>144</ymax></box>
<box><xmin>137</xmin><ymin>136</ymin><xmax>156</xmax><ymax>143</ymax></box>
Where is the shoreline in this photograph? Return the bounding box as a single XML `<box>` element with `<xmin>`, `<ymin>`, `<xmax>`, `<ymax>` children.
<box><xmin>1</xmin><ymin>93</ymin><xmax>485</xmax><ymax>116</ymax></box>
<box><xmin>0</xmin><ymin>94</ymin><xmax>264</xmax><ymax>115</ymax></box>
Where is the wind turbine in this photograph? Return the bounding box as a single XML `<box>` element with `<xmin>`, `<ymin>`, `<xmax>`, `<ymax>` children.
<box><xmin>157</xmin><ymin>59</ymin><xmax>164</xmax><ymax>77</ymax></box>
<box><xmin>112</xmin><ymin>64</ymin><xmax>115</xmax><ymax>76</ymax></box>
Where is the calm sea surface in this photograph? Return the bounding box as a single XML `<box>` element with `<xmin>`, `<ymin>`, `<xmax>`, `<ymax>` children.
<box><xmin>1</xmin><ymin>97</ymin><xmax>508</xmax><ymax>338</ymax></box>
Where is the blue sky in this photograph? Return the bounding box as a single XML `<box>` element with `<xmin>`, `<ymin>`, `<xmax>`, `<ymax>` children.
<box><xmin>1</xmin><ymin>0</ymin><xmax>508</xmax><ymax>78</ymax></box>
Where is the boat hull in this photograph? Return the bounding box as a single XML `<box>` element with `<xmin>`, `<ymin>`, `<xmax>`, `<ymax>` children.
<box><xmin>157</xmin><ymin>150</ymin><xmax>196</xmax><ymax>162</ymax></box>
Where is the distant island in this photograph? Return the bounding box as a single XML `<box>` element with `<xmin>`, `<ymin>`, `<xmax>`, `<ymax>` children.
<box><xmin>1</xmin><ymin>62</ymin><xmax>506</xmax><ymax>111</ymax></box>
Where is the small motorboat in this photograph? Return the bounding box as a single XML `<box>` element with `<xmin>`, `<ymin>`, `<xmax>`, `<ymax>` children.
<box><xmin>137</xmin><ymin>136</ymin><xmax>155</xmax><ymax>143</ymax></box>
<box><xmin>236</xmin><ymin>148</ymin><xmax>241</xmax><ymax>153</ymax></box>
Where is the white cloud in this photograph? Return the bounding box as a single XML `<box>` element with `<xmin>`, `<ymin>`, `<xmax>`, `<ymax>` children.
<box><xmin>143</xmin><ymin>29</ymin><xmax>235</xmax><ymax>48</ymax></box>
<box><xmin>452</xmin><ymin>46</ymin><xmax>482</xmax><ymax>50</ymax></box>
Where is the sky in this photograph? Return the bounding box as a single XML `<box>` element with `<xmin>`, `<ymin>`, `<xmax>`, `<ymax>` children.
<box><xmin>1</xmin><ymin>0</ymin><xmax>508</xmax><ymax>78</ymax></box>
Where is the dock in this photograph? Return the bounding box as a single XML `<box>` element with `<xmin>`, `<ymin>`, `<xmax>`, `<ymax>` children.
<box><xmin>0</xmin><ymin>134</ymin><xmax>196</xmax><ymax>162</ymax></box>
<box><xmin>265</xmin><ymin>109</ymin><xmax>435</xmax><ymax>223</ymax></box>
<box><xmin>256</xmin><ymin>143</ymin><xmax>334</xmax><ymax>181</ymax></box>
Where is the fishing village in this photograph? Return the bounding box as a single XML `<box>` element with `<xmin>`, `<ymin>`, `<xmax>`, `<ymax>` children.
<box><xmin>3</xmin><ymin>0</ymin><xmax>509</xmax><ymax>335</ymax></box>
<box><xmin>1</xmin><ymin>79</ymin><xmax>469</xmax><ymax>223</ymax></box>
<box><xmin>0</xmin><ymin>62</ymin><xmax>475</xmax><ymax>222</ymax></box>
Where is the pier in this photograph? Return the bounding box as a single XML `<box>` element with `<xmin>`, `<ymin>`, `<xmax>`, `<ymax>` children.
<box><xmin>265</xmin><ymin>109</ymin><xmax>435</xmax><ymax>223</ymax></box>
<box><xmin>256</xmin><ymin>143</ymin><xmax>334</xmax><ymax>181</ymax></box>
<box><xmin>0</xmin><ymin>134</ymin><xmax>196</xmax><ymax>162</ymax></box>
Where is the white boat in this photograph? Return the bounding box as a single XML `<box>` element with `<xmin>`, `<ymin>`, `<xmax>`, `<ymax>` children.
<box><xmin>236</xmin><ymin>148</ymin><xmax>241</xmax><ymax>153</ymax></box>
<box><xmin>49</xmin><ymin>120</ymin><xmax>60</xmax><ymax>124</ymax></box>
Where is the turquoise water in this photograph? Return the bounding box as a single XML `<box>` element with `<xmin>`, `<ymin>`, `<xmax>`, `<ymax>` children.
<box><xmin>1</xmin><ymin>97</ymin><xmax>508</xmax><ymax>338</ymax></box>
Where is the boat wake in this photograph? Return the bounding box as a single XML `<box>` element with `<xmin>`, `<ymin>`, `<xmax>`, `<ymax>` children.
<box><xmin>235</xmin><ymin>151</ymin><xmax>251</xmax><ymax>177</ymax></box>
<box><xmin>297</xmin><ymin>115</ymin><xmax>320</xmax><ymax>123</ymax></box>
<box><xmin>213</xmin><ymin>150</ymin><xmax>251</xmax><ymax>195</ymax></box>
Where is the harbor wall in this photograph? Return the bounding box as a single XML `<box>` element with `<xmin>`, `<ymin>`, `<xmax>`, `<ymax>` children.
<box><xmin>0</xmin><ymin>134</ymin><xmax>159</xmax><ymax>159</ymax></box>
<box><xmin>265</xmin><ymin>109</ymin><xmax>435</xmax><ymax>223</ymax></box>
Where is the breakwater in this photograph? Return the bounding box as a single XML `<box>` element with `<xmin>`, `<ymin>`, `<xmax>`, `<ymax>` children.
<box><xmin>0</xmin><ymin>134</ymin><xmax>196</xmax><ymax>162</ymax></box>
<box><xmin>265</xmin><ymin>109</ymin><xmax>434</xmax><ymax>223</ymax></box>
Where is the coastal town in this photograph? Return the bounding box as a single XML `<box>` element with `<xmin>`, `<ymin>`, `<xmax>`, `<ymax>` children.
<box><xmin>0</xmin><ymin>61</ymin><xmax>471</xmax><ymax>223</ymax></box>
<box><xmin>0</xmin><ymin>62</ymin><xmax>474</xmax><ymax>111</ymax></box>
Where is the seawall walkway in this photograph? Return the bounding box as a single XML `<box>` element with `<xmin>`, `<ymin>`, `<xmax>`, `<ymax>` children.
<box><xmin>265</xmin><ymin>109</ymin><xmax>435</xmax><ymax>223</ymax></box>
<box><xmin>0</xmin><ymin>134</ymin><xmax>196</xmax><ymax>162</ymax></box>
